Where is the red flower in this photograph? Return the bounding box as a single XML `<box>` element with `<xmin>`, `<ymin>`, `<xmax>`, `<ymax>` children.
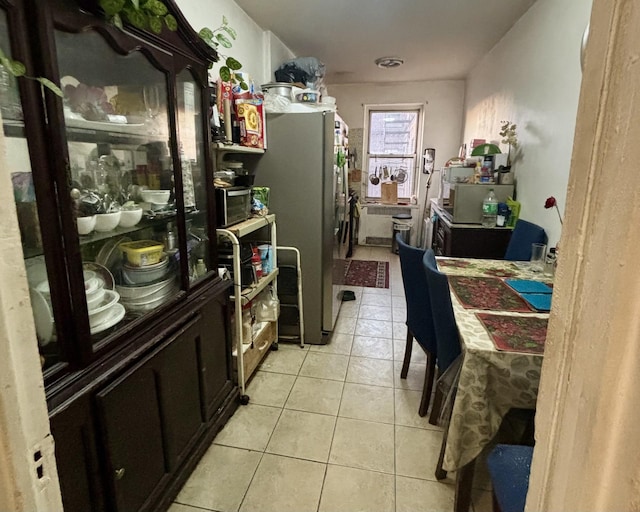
<box><xmin>544</xmin><ymin>196</ymin><xmax>563</xmax><ymax>225</ymax></box>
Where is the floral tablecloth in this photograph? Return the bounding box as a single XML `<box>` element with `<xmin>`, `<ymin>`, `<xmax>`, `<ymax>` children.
<box><xmin>438</xmin><ymin>258</ymin><xmax>550</xmax><ymax>472</ymax></box>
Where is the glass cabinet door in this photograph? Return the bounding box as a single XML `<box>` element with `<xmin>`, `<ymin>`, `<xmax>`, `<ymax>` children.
<box><xmin>3</xmin><ymin>8</ymin><xmax>66</xmax><ymax>372</ymax></box>
<box><xmin>176</xmin><ymin>69</ymin><xmax>212</xmax><ymax>284</ymax></box>
<box><xmin>55</xmin><ymin>29</ymin><xmax>182</xmax><ymax>344</ymax></box>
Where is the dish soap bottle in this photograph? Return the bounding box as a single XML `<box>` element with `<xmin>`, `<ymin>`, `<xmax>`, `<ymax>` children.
<box><xmin>482</xmin><ymin>188</ymin><xmax>498</xmax><ymax>227</ymax></box>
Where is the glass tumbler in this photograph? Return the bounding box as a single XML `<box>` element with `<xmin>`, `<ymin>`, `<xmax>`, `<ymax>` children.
<box><xmin>530</xmin><ymin>243</ymin><xmax>547</xmax><ymax>272</ymax></box>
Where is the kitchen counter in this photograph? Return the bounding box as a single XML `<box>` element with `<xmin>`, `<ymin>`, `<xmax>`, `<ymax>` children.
<box><xmin>430</xmin><ymin>199</ymin><xmax>513</xmax><ymax>258</ymax></box>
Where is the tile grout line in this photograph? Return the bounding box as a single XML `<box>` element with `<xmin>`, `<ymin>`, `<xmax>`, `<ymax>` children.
<box><xmin>236</xmin><ymin>347</ymin><xmax>311</xmax><ymax>512</ymax></box>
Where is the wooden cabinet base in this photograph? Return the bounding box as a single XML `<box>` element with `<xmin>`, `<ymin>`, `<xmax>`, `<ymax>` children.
<box><xmin>49</xmin><ymin>283</ymin><xmax>239</xmax><ymax>512</ymax></box>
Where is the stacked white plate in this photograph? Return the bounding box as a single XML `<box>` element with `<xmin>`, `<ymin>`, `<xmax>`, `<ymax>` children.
<box><xmin>116</xmin><ymin>275</ymin><xmax>178</xmax><ymax>312</ymax></box>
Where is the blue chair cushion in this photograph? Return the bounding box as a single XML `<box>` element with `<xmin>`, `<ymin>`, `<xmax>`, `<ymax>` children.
<box><xmin>487</xmin><ymin>444</ymin><xmax>534</xmax><ymax>512</ymax></box>
<box><xmin>504</xmin><ymin>220</ymin><xmax>547</xmax><ymax>261</ymax></box>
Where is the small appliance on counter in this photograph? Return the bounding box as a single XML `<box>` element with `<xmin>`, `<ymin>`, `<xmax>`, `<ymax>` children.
<box><xmin>440</xmin><ymin>183</ymin><xmax>515</xmax><ymax>224</ymax></box>
<box><xmin>215</xmin><ymin>186</ymin><xmax>252</xmax><ymax>227</ymax></box>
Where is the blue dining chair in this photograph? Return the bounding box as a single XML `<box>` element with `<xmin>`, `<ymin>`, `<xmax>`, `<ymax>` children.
<box><xmin>504</xmin><ymin>220</ymin><xmax>547</xmax><ymax>261</ymax></box>
<box><xmin>423</xmin><ymin>248</ymin><xmax>464</xmax><ymax>481</ymax></box>
<box><xmin>396</xmin><ymin>234</ymin><xmax>437</xmax><ymax>417</ymax></box>
<box><xmin>487</xmin><ymin>444</ymin><xmax>534</xmax><ymax>512</ymax></box>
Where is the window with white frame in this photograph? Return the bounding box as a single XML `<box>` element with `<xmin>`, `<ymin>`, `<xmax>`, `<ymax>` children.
<box><xmin>364</xmin><ymin>105</ymin><xmax>423</xmax><ymax>200</ymax></box>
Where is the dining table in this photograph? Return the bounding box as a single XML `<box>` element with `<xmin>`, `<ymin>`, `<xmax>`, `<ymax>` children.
<box><xmin>435</xmin><ymin>257</ymin><xmax>553</xmax><ymax>512</ymax></box>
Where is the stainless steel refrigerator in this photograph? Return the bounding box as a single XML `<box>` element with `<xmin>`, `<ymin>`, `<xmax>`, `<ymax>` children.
<box><xmin>254</xmin><ymin>111</ymin><xmax>348</xmax><ymax>344</ymax></box>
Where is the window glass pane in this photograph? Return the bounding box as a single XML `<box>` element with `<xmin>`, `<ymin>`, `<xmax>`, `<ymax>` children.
<box><xmin>366</xmin><ymin>108</ymin><xmax>420</xmax><ymax>200</ymax></box>
<box><xmin>366</xmin><ymin>156</ymin><xmax>415</xmax><ymax>200</ymax></box>
<box><xmin>368</xmin><ymin>111</ymin><xmax>418</xmax><ymax>155</ymax></box>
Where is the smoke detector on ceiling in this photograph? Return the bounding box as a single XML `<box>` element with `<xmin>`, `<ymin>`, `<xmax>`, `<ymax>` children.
<box><xmin>375</xmin><ymin>57</ymin><xmax>404</xmax><ymax>69</ymax></box>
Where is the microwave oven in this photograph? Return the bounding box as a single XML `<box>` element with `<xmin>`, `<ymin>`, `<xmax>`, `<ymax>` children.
<box><xmin>444</xmin><ymin>183</ymin><xmax>514</xmax><ymax>224</ymax></box>
<box><xmin>215</xmin><ymin>186</ymin><xmax>252</xmax><ymax>227</ymax></box>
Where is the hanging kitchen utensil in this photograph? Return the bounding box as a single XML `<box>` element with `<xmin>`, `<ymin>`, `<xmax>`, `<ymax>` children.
<box><xmin>370</xmin><ymin>166</ymin><xmax>380</xmax><ymax>185</ymax></box>
<box><xmin>396</xmin><ymin>167</ymin><xmax>408</xmax><ymax>184</ymax></box>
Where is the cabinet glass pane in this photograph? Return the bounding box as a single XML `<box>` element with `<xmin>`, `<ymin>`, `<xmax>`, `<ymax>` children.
<box><xmin>2</xmin><ymin>10</ymin><xmax>63</xmax><ymax>371</ymax></box>
<box><xmin>55</xmin><ymin>30</ymin><xmax>181</xmax><ymax>342</ymax></box>
<box><xmin>176</xmin><ymin>70</ymin><xmax>210</xmax><ymax>284</ymax></box>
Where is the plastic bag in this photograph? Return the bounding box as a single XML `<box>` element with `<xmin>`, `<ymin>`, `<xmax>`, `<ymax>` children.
<box><xmin>275</xmin><ymin>57</ymin><xmax>326</xmax><ymax>90</ymax></box>
<box><xmin>255</xmin><ymin>287</ymin><xmax>280</xmax><ymax>323</ymax></box>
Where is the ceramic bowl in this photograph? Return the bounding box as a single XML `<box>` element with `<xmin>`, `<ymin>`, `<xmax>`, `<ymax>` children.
<box><xmin>86</xmin><ymin>286</ymin><xmax>106</xmax><ymax>310</ymax></box>
<box><xmin>118</xmin><ymin>208</ymin><xmax>143</xmax><ymax>228</ymax></box>
<box><xmin>77</xmin><ymin>215</ymin><xmax>96</xmax><ymax>235</ymax></box>
<box><xmin>95</xmin><ymin>212</ymin><xmax>122</xmax><ymax>232</ymax></box>
<box><xmin>88</xmin><ymin>289</ymin><xmax>120</xmax><ymax>327</ymax></box>
<box><xmin>140</xmin><ymin>190</ymin><xmax>170</xmax><ymax>204</ymax></box>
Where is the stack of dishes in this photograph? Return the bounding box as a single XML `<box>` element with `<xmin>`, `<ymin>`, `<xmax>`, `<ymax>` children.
<box><xmin>117</xmin><ymin>274</ymin><xmax>178</xmax><ymax>312</ymax></box>
<box><xmin>83</xmin><ymin>264</ymin><xmax>125</xmax><ymax>334</ymax></box>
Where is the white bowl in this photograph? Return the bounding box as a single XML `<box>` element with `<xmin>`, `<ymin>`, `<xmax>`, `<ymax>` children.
<box><xmin>86</xmin><ymin>286</ymin><xmax>106</xmax><ymax>310</ymax></box>
<box><xmin>77</xmin><ymin>215</ymin><xmax>96</xmax><ymax>235</ymax></box>
<box><xmin>88</xmin><ymin>289</ymin><xmax>120</xmax><ymax>327</ymax></box>
<box><xmin>118</xmin><ymin>208</ymin><xmax>143</xmax><ymax>228</ymax></box>
<box><xmin>140</xmin><ymin>190</ymin><xmax>170</xmax><ymax>204</ymax></box>
<box><xmin>95</xmin><ymin>212</ymin><xmax>122</xmax><ymax>232</ymax></box>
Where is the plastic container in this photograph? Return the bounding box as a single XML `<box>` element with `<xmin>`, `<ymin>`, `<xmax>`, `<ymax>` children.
<box><xmin>251</xmin><ymin>247</ymin><xmax>263</xmax><ymax>280</ymax></box>
<box><xmin>120</xmin><ymin>240</ymin><xmax>164</xmax><ymax>267</ymax></box>
<box><xmin>258</xmin><ymin>244</ymin><xmax>272</xmax><ymax>274</ymax></box>
<box><xmin>482</xmin><ymin>189</ymin><xmax>498</xmax><ymax>227</ymax></box>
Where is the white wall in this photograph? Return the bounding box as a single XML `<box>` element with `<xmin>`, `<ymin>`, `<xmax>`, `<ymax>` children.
<box><xmin>463</xmin><ymin>0</ymin><xmax>592</xmax><ymax>248</ymax></box>
<box><xmin>176</xmin><ymin>0</ymin><xmax>294</xmax><ymax>86</ymax></box>
<box><xmin>330</xmin><ymin>80</ymin><xmax>465</xmax><ymax>245</ymax></box>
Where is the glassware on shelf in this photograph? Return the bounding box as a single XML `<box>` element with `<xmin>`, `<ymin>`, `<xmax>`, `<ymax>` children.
<box><xmin>143</xmin><ymin>85</ymin><xmax>161</xmax><ymax>134</ymax></box>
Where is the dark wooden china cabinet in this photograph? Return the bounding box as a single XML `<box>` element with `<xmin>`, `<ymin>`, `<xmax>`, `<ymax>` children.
<box><xmin>2</xmin><ymin>0</ymin><xmax>239</xmax><ymax>510</ymax></box>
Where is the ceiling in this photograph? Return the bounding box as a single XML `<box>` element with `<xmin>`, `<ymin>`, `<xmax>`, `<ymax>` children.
<box><xmin>234</xmin><ymin>0</ymin><xmax>537</xmax><ymax>85</ymax></box>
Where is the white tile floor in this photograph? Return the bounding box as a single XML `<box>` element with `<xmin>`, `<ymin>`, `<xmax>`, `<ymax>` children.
<box><xmin>170</xmin><ymin>246</ymin><xmax>493</xmax><ymax>512</ymax></box>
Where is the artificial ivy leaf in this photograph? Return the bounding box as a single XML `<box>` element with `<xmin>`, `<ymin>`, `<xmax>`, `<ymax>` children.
<box><xmin>225</xmin><ymin>57</ymin><xmax>242</xmax><ymax>71</ymax></box>
<box><xmin>223</xmin><ymin>15</ymin><xmax>228</xmax><ymax>25</ymax></box>
<box><xmin>99</xmin><ymin>0</ymin><xmax>126</xmax><ymax>16</ymax></box>
<box><xmin>164</xmin><ymin>14</ymin><xmax>177</xmax><ymax>31</ymax></box>
<box><xmin>240</xmin><ymin>81</ymin><xmax>248</xmax><ymax>91</ymax></box>
<box><xmin>219</xmin><ymin>66</ymin><xmax>231</xmax><ymax>82</ymax></box>
<box><xmin>222</xmin><ymin>25</ymin><xmax>237</xmax><ymax>40</ymax></box>
<box><xmin>124</xmin><ymin>7</ymin><xmax>147</xmax><ymax>28</ymax></box>
<box><xmin>199</xmin><ymin>27</ymin><xmax>214</xmax><ymax>42</ymax></box>
<box><xmin>6</xmin><ymin>59</ymin><xmax>26</xmax><ymax>77</ymax></box>
<box><xmin>216</xmin><ymin>33</ymin><xmax>232</xmax><ymax>49</ymax></box>
<box><xmin>36</xmin><ymin>77</ymin><xmax>63</xmax><ymax>97</ymax></box>
<box><xmin>112</xmin><ymin>12</ymin><xmax>124</xmax><ymax>29</ymax></box>
<box><xmin>147</xmin><ymin>0</ymin><xmax>168</xmax><ymax>16</ymax></box>
<box><xmin>130</xmin><ymin>0</ymin><xmax>139</xmax><ymax>9</ymax></box>
<box><xmin>148</xmin><ymin>16</ymin><xmax>162</xmax><ymax>34</ymax></box>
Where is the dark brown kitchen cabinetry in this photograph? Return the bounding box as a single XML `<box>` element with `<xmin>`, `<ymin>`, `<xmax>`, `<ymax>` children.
<box><xmin>2</xmin><ymin>0</ymin><xmax>239</xmax><ymax>510</ymax></box>
<box><xmin>432</xmin><ymin>211</ymin><xmax>512</xmax><ymax>259</ymax></box>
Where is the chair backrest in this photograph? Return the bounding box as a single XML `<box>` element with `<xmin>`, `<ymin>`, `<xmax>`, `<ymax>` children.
<box><xmin>422</xmin><ymin>249</ymin><xmax>461</xmax><ymax>372</ymax></box>
<box><xmin>504</xmin><ymin>220</ymin><xmax>547</xmax><ymax>261</ymax></box>
<box><xmin>396</xmin><ymin>234</ymin><xmax>437</xmax><ymax>353</ymax></box>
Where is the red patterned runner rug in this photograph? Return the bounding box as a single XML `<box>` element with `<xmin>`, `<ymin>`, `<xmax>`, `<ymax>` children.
<box><xmin>476</xmin><ymin>313</ymin><xmax>548</xmax><ymax>354</ymax></box>
<box><xmin>344</xmin><ymin>260</ymin><xmax>389</xmax><ymax>289</ymax></box>
<box><xmin>448</xmin><ymin>276</ymin><xmax>531</xmax><ymax>312</ymax></box>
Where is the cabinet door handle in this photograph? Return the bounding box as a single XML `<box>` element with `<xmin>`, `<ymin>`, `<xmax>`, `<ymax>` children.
<box><xmin>114</xmin><ymin>468</ymin><xmax>126</xmax><ymax>480</ymax></box>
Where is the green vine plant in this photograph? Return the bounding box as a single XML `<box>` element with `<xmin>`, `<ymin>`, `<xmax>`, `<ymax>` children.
<box><xmin>198</xmin><ymin>17</ymin><xmax>247</xmax><ymax>91</ymax></box>
<box><xmin>98</xmin><ymin>0</ymin><xmax>177</xmax><ymax>34</ymax></box>
<box><xmin>96</xmin><ymin>2</ymin><xmax>245</xmax><ymax>89</ymax></box>
<box><xmin>0</xmin><ymin>47</ymin><xmax>63</xmax><ymax>97</ymax></box>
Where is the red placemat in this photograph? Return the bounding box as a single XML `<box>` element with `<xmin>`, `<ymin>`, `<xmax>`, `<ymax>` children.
<box><xmin>476</xmin><ymin>313</ymin><xmax>548</xmax><ymax>354</ymax></box>
<box><xmin>448</xmin><ymin>276</ymin><xmax>531</xmax><ymax>312</ymax></box>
